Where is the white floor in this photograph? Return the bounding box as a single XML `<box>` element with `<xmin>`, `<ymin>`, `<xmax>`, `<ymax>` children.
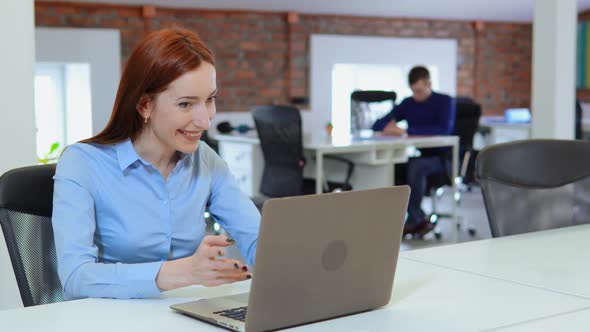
<box><xmin>401</xmin><ymin>185</ymin><xmax>491</xmax><ymax>251</ymax></box>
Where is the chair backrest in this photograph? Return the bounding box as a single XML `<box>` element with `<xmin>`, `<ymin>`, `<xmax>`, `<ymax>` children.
<box><xmin>252</xmin><ymin>105</ymin><xmax>305</xmax><ymax>197</ymax></box>
<box><xmin>0</xmin><ymin>164</ymin><xmax>64</xmax><ymax>306</ymax></box>
<box><xmin>350</xmin><ymin>90</ymin><xmax>397</xmax><ymax>133</ymax></box>
<box><xmin>576</xmin><ymin>99</ymin><xmax>583</xmax><ymax>140</ymax></box>
<box><xmin>453</xmin><ymin>97</ymin><xmax>482</xmax><ymax>151</ymax></box>
<box><xmin>350</xmin><ymin>90</ymin><xmax>397</xmax><ymax>103</ymax></box>
<box><xmin>476</xmin><ymin>140</ymin><xmax>590</xmax><ymax>237</ymax></box>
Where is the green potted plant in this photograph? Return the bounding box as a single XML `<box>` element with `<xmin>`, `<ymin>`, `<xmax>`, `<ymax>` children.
<box><xmin>38</xmin><ymin>142</ymin><xmax>61</xmax><ymax>164</ymax></box>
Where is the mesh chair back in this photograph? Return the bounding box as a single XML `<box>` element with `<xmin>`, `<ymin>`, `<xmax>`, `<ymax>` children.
<box><xmin>252</xmin><ymin>105</ymin><xmax>304</xmax><ymax>197</ymax></box>
<box><xmin>0</xmin><ymin>164</ymin><xmax>64</xmax><ymax>306</ymax></box>
<box><xmin>350</xmin><ymin>90</ymin><xmax>396</xmax><ymax>133</ymax></box>
<box><xmin>476</xmin><ymin>140</ymin><xmax>590</xmax><ymax>237</ymax></box>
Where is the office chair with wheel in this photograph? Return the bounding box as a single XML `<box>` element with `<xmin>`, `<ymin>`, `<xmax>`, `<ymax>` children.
<box><xmin>477</xmin><ymin>139</ymin><xmax>590</xmax><ymax>237</ymax></box>
<box><xmin>425</xmin><ymin>97</ymin><xmax>482</xmax><ymax>238</ymax></box>
<box><xmin>0</xmin><ymin>164</ymin><xmax>64</xmax><ymax>306</ymax></box>
<box><xmin>251</xmin><ymin>105</ymin><xmax>354</xmax><ymax>210</ymax></box>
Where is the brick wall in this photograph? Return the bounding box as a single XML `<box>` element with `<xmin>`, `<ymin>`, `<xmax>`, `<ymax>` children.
<box><xmin>35</xmin><ymin>1</ymin><xmax>533</xmax><ymax>116</ymax></box>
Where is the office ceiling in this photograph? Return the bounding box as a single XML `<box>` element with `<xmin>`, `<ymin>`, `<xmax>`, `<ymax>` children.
<box><xmin>40</xmin><ymin>0</ymin><xmax>590</xmax><ymax>22</ymax></box>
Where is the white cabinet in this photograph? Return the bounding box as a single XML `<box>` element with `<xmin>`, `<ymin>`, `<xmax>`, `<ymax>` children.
<box><xmin>479</xmin><ymin>119</ymin><xmax>531</xmax><ymax>148</ymax></box>
<box><xmin>490</xmin><ymin>126</ymin><xmax>530</xmax><ymax>145</ymax></box>
<box><xmin>218</xmin><ymin>140</ymin><xmax>263</xmax><ymax>197</ymax></box>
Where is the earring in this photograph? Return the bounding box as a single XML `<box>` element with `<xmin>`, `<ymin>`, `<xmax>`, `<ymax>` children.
<box><xmin>144</xmin><ymin>117</ymin><xmax>148</xmax><ymax>124</ymax></box>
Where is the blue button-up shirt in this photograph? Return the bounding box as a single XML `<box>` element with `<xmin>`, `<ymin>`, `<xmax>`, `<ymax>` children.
<box><xmin>52</xmin><ymin>139</ymin><xmax>260</xmax><ymax>300</ymax></box>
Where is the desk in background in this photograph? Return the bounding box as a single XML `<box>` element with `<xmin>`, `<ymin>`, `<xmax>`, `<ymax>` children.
<box><xmin>478</xmin><ymin>116</ymin><xmax>531</xmax><ymax>147</ymax></box>
<box><xmin>478</xmin><ymin>116</ymin><xmax>590</xmax><ymax>148</ymax></box>
<box><xmin>1</xmin><ymin>226</ymin><xmax>590</xmax><ymax>331</ymax></box>
<box><xmin>214</xmin><ymin>133</ymin><xmax>458</xmax><ymax>197</ymax></box>
<box><xmin>215</xmin><ymin>133</ymin><xmax>459</xmax><ymax>238</ymax></box>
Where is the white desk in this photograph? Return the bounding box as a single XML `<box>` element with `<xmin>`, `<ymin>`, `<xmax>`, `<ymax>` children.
<box><xmin>401</xmin><ymin>224</ymin><xmax>590</xmax><ymax>300</ymax></box>
<box><xmin>493</xmin><ymin>307</ymin><xmax>590</xmax><ymax>331</ymax></box>
<box><xmin>478</xmin><ymin>117</ymin><xmax>590</xmax><ymax>148</ymax></box>
<box><xmin>1</xmin><ymin>258</ymin><xmax>590</xmax><ymax>331</ymax></box>
<box><xmin>214</xmin><ymin>133</ymin><xmax>458</xmax><ymax>197</ymax></box>
<box><xmin>215</xmin><ymin>133</ymin><xmax>459</xmax><ymax>237</ymax></box>
<box><xmin>478</xmin><ymin>117</ymin><xmax>531</xmax><ymax>147</ymax></box>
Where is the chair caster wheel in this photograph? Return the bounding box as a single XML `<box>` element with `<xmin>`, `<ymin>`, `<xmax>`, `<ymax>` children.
<box><xmin>468</xmin><ymin>228</ymin><xmax>476</xmax><ymax>236</ymax></box>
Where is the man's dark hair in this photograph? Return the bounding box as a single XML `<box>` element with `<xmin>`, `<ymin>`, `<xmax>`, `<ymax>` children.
<box><xmin>408</xmin><ymin>66</ymin><xmax>430</xmax><ymax>86</ymax></box>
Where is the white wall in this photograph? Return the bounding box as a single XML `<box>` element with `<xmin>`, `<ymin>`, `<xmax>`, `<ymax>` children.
<box><xmin>310</xmin><ymin>34</ymin><xmax>457</xmax><ymax>137</ymax></box>
<box><xmin>0</xmin><ymin>1</ymin><xmax>37</xmax><ymax>175</ymax></box>
<box><xmin>35</xmin><ymin>28</ymin><xmax>121</xmax><ymax>135</ymax></box>
<box><xmin>0</xmin><ymin>227</ymin><xmax>23</xmax><ymax>310</ymax></box>
<box><xmin>65</xmin><ymin>64</ymin><xmax>93</xmax><ymax>143</ymax></box>
<box><xmin>0</xmin><ymin>0</ymin><xmax>35</xmax><ymax>309</ymax></box>
<box><xmin>531</xmin><ymin>0</ymin><xmax>577</xmax><ymax>139</ymax></box>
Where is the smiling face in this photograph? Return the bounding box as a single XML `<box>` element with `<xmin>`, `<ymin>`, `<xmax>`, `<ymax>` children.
<box><xmin>139</xmin><ymin>62</ymin><xmax>217</xmax><ymax>156</ymax></box>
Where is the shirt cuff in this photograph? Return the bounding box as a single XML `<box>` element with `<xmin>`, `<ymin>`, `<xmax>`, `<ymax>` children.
<box><xmin>128</xmin><ymin>261</ymin><xmax>165</xmax><ymax>298</ymax></box>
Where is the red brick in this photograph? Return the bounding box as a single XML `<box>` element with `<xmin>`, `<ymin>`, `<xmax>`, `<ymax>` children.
<box><xmin>235</xmin><ymin>71</ymin><xmax>256</xmax><ymax>80</ymax></box>
<box><xmin>34</xmin><ymin>2</ymin><xmax>534</xmax><ymax>115</ymax></box>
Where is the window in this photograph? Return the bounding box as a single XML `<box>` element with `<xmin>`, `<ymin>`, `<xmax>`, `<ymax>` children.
<box><xmin>310</xmin><ymin>35</ymin><xmax>456</xmax><ymax>139</ymax></box>
<box><xmin>34</xmin><ymin>63</ymin><xmax>92</xmax><ymax>163</ymax></box>
<box><xmin>331</xmin><ymin>64</ymin><xmax>440</xmax><ymax>135</ymax></box>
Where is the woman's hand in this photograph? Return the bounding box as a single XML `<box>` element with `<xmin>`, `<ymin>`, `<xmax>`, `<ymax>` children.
<box><xmin>156</xmin><ymin>235</ymin><xmax>251</xmax><ymax>291</ymax></box>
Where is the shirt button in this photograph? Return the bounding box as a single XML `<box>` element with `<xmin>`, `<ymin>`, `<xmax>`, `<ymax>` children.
<box><xmin>163</xmin><ymin>200</ymin><xmax>168</xmax><ymax>205</ymax></box>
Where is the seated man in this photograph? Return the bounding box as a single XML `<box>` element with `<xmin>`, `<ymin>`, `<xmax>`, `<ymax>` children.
<box><xmin>372</xmin><ymin>66</ymin><xmax>455</xmax><ymax>236</ymax></box>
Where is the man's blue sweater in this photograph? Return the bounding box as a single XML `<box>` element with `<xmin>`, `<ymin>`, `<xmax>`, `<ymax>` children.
<box><xmin>372</xmin><ymin>91</ymin><xmax>455</xmax><ymax>157</ymax></box>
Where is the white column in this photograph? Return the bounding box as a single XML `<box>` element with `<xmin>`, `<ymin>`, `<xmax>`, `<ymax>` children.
<box><xmin>0</xmin><ymin>0</ymin><xmax>37</xmax><ymax>174</ymax></box>
<box><xmin>531</xmin><ymin>0</ymin><xmax>577</xmax><ymax>139</ymax></box>
<box><xmin>0</xmin><ymin>0</ymin><xmax>35</xmax><ymax>309</ymax></box>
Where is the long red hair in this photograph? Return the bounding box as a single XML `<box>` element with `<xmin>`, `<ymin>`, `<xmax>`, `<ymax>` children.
<box><xmin>81</xmin><ymin>28</ymin><xmax>215</xmax><ymax>145</ymax></box>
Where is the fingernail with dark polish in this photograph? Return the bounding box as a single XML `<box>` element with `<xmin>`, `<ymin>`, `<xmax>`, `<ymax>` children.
<box><xmin>226</xmin><ymin>237</ymin><xmax>235</xmax><ymax>243</ymax></box>
<box><xmin>242</xmin><ymin>266</ymin><xmax>248</xmax><ymax>272</ymax></box>
<box><xmin>246</xmin><ymin>274</ymin><xmax>252</xmax><ymax>279</ymax></box>
<box><xmin>234</xmin><ymin>263</ymin><xmax>239</xmax><ymax>269</ymax></box>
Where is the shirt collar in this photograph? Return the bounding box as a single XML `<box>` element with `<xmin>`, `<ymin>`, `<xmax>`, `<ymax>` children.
<box><xmin>115</xmin><ymin>139</ymin><xmax>147</xmax><ymax>171</ymax></box>
<box><xmin>115</xmin><ymin>138</ymin><xmax>194</xmax><ymax>171</ymax></box>
<box><xmin>177</xmin><ymin>150</ymin><xmax>194</xmax><ymax>168</ymax></box>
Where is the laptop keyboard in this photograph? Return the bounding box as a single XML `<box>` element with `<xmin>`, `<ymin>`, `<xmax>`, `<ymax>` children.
<box><xmin>213</xmin><ymin>306</ymin><xmax>248</xmax><ymax>322</ymax></box>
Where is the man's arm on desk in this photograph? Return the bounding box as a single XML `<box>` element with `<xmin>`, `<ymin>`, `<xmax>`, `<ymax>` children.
<box><xmin>406</xmin><ymin>97</ymin><xmax>455</xmax><ymax>136</ymax></box>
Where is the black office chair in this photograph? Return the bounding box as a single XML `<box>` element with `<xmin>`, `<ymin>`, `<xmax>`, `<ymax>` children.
<box><xmin>0</xmin><ymin>164</ymin><xmax>64</xmax><ymax>306</ymax></box>
<box><xmin>576</xmin><ymin>99</ymin><xmax>583</xmax><ymax>140</ymax></box>
<box><xmin>200</xmin><ymin>130</ymin><xmax>219</xmax><ymax>153</ymax></box>
<box><xmin>350</xmin><ymin>90</ymin><xmax>397</xmax><ymax>132</ymax></box>
<box><xmin>477</xmin><ymin>139</ymin><xmax>590</xmax><ymax>237</ymax></box>
<box><xmin>425</xmin><ymin>97</ymin><xmax>482</xmax><ymax>238</ymax></box>
<box><xmin>251</xmin><ymin>105</ymin><xmax>354</xmax><ymax>210</ymax></box>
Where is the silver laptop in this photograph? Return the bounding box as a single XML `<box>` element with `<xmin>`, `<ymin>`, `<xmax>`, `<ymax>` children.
<box><xmin>170</xmin><ymin>186</ymin><xmax>410</xmax><ymax>331</ymax></box>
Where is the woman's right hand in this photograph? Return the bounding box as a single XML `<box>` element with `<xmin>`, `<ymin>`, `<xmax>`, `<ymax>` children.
<box><xmin>156</xmin><ymin>235</ymin><xmax>252</xmax><ymax>291</ymax></box>
<box><xmin>190</xmin><ymin>235</ymin><xmax>252</xmax><ymax>287</ymax></box>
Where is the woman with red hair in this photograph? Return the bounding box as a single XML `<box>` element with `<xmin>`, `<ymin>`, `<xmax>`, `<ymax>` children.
<box><xmin>52</xmin><ymin>28</ymin><xmax>259</xmax><ymax>300</ymax></box>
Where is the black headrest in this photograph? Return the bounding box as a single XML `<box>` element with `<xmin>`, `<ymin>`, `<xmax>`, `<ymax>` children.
<box><xmin>477</xmin><ymin>140</ymin><xmax>590</xmax><ymax>188</ymax></box>
<box><xmin>0</xmin><ymin>164</ymin><xmax>56</xmax><ymax>217</ymax></box>
<box><xmin>351</xmin><ymin>90</ymin><xmax>396</xmax><ymax>103</ymax></box>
